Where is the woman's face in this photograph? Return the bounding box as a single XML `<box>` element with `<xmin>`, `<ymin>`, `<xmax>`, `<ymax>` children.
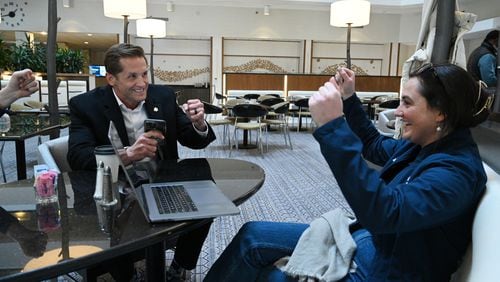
<box><xmin>395</xmin><ymin>77</ymin><xmax>444</xmax><ymax>147</ymax></box>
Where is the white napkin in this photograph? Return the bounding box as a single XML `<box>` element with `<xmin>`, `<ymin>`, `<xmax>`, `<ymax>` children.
<box><xmin>276</xmin><ymin>208</ymin><xmax>357</xmax><ymax>282</ymax></box>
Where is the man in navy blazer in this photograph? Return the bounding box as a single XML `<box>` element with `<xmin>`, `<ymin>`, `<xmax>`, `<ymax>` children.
<box><xmin>68</xmin><ymin>43</ymin><xmax>216</xmax><ymax>281</ymax></box>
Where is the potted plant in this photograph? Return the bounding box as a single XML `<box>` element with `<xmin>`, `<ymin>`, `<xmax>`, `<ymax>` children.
<box><xmin>3</xmin><ymin>34</ymin><xmax>85</xmax><ymax>74</ymax></box>
<box><xmin>8</xmin><ymin>41</ymin><xmax>47</xmax><ymax>72</ymax></box>
<box><xmin>56</xmin><ymin>48</ymin><xmax>84</xmax><ymax>73</ymax></box>
<box><xmin>0</xmin><ymin>38</ymin><xmax>11</xmax><ymax>73</ymax></box>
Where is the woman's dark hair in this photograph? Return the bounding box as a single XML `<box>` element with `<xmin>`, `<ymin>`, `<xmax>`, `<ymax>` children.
<box><xmin>409</xmin><ymin>63</ymin><xmax>491</xmax><ymax>133</ymax></box>
<box><xmin>104</xmin><ymin>43</ymin><xmax>148</xmax><ymax>75</ymax></box>
<box><xmin>484</xmin><ymin>30</ymin><xmax>498</xmax><ymax>42</ymax></box>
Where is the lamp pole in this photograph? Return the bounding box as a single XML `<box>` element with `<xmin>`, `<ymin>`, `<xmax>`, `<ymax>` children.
<box><xmin>47</xmin><ymin>0</ymin><xmax>60</xmax><ymax>138</ymax></box>
<box><xmin>136</xmin><ymin>18</ymin><xmax>167</xmax><ymax>84</ymax></box>
<box><xmin>149</xmin><ymin>35</ymin><xmax>154</xmax><ymax>83</ymax></box>
<box><xmin>346</xmin><ymin>23</ymin><xmax>352</xmax><ymax>69</ymax></box>
<box><xmin>123</xmin><ymin>15</ymin><xmax>129</xmax><ymax>44</ymax></box>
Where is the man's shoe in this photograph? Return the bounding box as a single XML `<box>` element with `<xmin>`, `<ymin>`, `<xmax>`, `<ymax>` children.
<box><xmin>166</xmin><ymin>265</ymin><xmax>191</xmax><ymax>282</ymax></box>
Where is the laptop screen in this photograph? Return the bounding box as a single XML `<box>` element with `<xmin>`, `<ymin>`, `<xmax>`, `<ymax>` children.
<box><xmin>108</xmin><ymin>121</ymin><xmax>215</xmax><ymax>187</ymax></box>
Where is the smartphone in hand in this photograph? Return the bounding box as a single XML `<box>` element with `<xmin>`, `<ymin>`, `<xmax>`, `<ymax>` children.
<box><xmin>144</xmin><ymin>119</ymin><xmax>166</xmax><ymax>159</ymax></box>
<box><xmin>144</xmin><ymin>119</ymin><xmax>166</xmax><ymax>136</ymax></box>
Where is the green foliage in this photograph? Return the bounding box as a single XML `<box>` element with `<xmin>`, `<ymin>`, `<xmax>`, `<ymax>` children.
<box><xmin>8</xmin><ymin>41</ymin><xmax>47</xmax><ymax>72</ymax></box>
<box><xmin>0</xmin><ymin>38</ymin><xmax>11</xmax><ymax>70</ymax></box>
<box><xmin>55</xmin><ymin>48</ymin><xmax>84</xmax><ymax>73</ymax></box>
<box><xmin>0</xmin><ymin>34</ymin><xmax>85</xmax><ymax>73</ymax></box>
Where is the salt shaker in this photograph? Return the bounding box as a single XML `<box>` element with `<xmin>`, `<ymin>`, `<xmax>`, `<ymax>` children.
<box><xmin>93</xmin><ymin>161</ymin><xmax>104</xmax><ymax>200</ymax></box>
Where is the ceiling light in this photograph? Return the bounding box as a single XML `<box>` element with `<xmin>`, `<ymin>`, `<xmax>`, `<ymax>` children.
<box><xmin>167</xmin><ymin>1</ymin><xmax>174</xmax><ymax>12</ymax></box>
<box><xmin>330</xmin><ymin>0</ymin><xmax>371</xmax><ymax>69</ymax></box>
<box><xmin>63</xmin><ymin>0</ymin><xmax>72</xmax><ymax>8</ymax></box>
<box><xmin>264</xmin><ymin>5</ymin><xmax>270</xmax><ymax>16</ymax></box>
<box><xmin>330</xmin><ymin>0</ymin><xmax>370</xmax><ymax>27</ymax></box>
<box><xmin>136</xmin><ymin>18</ymin><xmax>167</xmax><ymax>38</ymax></box>
<box><xmin>103</xmin><ymin>0</ymin><xmax>147</xmax><ymax>43</ymax></box>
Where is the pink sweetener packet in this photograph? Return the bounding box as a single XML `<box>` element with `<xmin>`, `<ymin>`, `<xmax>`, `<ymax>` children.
<box><xmin>34</xmin><ymin>170</ymin><xmax>58</xmax><ymax>198</ymax></box>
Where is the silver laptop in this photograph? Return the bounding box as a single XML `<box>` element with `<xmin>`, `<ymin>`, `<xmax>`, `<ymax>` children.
<box><xmin>107</xmin><ymin>121</ymin><xmax>240</xmax><ymax>223</ymax></box>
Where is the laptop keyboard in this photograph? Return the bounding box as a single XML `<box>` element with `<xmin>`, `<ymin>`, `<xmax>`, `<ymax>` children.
<box><xmin>151</xmin><ymin>184</ymin><xmax>198</xmax><ymax>214</ymax></box>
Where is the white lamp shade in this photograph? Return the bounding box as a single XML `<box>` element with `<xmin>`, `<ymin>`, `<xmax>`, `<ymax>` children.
<box><xmin>330</xmin><ymin>0</ymin><xmax>371</xmax><ymax>27</ymax></box>
<box><xmin>136</xmin><ymin>18</ymin><xmax>167</xmax><ymax>38</ymax></box>
<box><xmin>103</xmin><ymin>0</ymin><xmax>147</xmax><ymax>19</ymax></box>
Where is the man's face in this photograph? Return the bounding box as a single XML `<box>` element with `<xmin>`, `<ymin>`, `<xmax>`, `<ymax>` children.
<box><xmin>106</xmin><ymin>56</ymin><xmax>149</xmax><ymax>109</ymax></box>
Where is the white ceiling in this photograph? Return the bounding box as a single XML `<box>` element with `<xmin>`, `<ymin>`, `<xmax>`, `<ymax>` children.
<box><xmin>1</xmin><ymin>0</ymin><xmax>487</xmax><ymax>49</ymax></box>
<box><xmin>141</xmin><ymin>0</ymin><xmax>427</xmax><ymax>14</ymax></box>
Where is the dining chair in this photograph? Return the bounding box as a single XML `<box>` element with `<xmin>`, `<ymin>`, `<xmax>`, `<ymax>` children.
<box><xmin>215</xmin><ymin>92</ymin><xmax>227</xmax><ymax>106</ymax></box>
<box><xmin>374</xmin><ymin>99</ymin><xmax>400</xmax><ymax>118</ymax></box>
<box><xmin>376</xmin><ymin>109</ymin><xmax>396</xmax><ymax>137</ymax></box>
<box><xmin>230</xmin><ymin>103</ymin><xmax>269</xmax><ymax>155</ymax></box>
<box><xmin>257</xmin><ymin>95</ymin><xmax>279</xmax><ymax>103</ymax></box>
<box><xmin>262</xmin><ymin>101</ymin><xmax>293</xmax><ymax>149</ymax></box>
<box><xmin>293</xmin><ymin>98</ymin><xmax>313</xmax><ymax>132</ymax></box>
<box><xmin>367</xmin><ymin>95</ymin><xmax>390</xmax><ymax>120</ymax></box>
<box><xmin>9</xmin><ymin>103</ymin><xmax>32</xmax><ymax>111</ymax></box>
<box><xmin>203</xmin><ymin>102</ymin><xmax>233</xmax><ymax>149</ymax></box>
<box><xmin>224</xmin><ymin>98</ymin><xmax>245</xmax><ymax>109</ymax></box>
<box><xmin>259</xmin><ymin>97</ymin><xmax>284</xmax><ymax>107</ymax></box>
<box><xmin>243</xmin><ymin>93</ymin><xmax>261</xmax><ymax>100</ymax></box>
<box><xmin>24</xmin><ymin>100</ymin><xmax>47</xmax><ymax>110</ymax></box>
<box><xmin>259</xmin><ymin>97</ymin><xmax>285</xmax><ymax>122</ymax></box>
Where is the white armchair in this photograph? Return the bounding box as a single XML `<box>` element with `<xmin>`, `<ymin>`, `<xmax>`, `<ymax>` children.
<box><xmin>451</xmin><ymin>162</ymin><xmax>500</xmax><ymax>282</ymax></box>
<box><xmin>37</xmin><ymin>135</ymin><xmax>71</xmax><ymax>173</ymax></box>
<box><xmin>376</xmin><ymin>109</ymin><xmax>396</xmax><ymax>137</ymax></box>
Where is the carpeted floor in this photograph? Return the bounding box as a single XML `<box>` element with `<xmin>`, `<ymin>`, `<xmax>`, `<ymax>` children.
<box><xmin>177</xmin><ymin>127</ymin><xmax>352</xmax><ymax>281</ymax></box>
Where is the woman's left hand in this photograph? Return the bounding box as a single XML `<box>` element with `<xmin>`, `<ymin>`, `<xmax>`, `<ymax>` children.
<box><xmin>309</xmin><ymin>76</ymin><xmax>344</xmax><ymax>127</ymax></box>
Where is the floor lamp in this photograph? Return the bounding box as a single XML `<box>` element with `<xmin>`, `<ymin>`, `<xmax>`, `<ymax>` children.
<box><xmin>136</xmin><ymin>18</ymin><xmax>167</xmax><ymax>84</ymax></box>
<box><xmin>330</xmin><ymin>0</ymin><xmax>371</xmax><ymax>69</ymax></box>
<box><xmin>103</xmin><ymin>0</ymin><xmax>146</xmax><ymax>44</ymax></box>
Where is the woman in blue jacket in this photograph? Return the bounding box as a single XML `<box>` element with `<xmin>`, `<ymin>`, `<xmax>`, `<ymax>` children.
<box><xmin>204</xmin><ymin>63</ymin><xmax>492</xmax><ymax>281</ymax></box>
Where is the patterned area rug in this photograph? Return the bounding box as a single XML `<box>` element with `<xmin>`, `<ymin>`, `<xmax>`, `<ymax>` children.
<box><xmin>176</xmin><ymin>129</ymin><xmax>352</xmax><ymax>281</ymax></box>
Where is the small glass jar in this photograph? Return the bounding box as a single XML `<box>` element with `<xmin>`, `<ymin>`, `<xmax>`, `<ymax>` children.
<box><xmin>33</xmin><ymin>170</ymin><xmax>59</xmax><ymax>204</ymax></box>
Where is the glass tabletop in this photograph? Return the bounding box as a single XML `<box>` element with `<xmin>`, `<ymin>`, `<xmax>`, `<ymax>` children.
<box><xmin>0</xmin><ymin>113</ymin><xmax>70</xmax><ymax>140</ymax></box>
<box><xmin>0</xmin><ymin>158</ymin><xmax>264</xmax><ymax>281</ymax></box>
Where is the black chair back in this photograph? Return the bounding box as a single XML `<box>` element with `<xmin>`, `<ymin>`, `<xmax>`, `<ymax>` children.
<box><xmin>203</xmin><ymin>102</ymin><xmax>223</xmax><ymax>114</ymax></box>
<box><xmin>266</xmin><ymin>94</ymin><xmax>281</xmax><ymax>98</ymax></box>
<box><xmin>232</xmin><ymin>104</ymin><xmax>268</xmax><ymax>118</ymax></box>
<box><xmin>378</xmin><ymin>99</ymin><xmax>400</xmax><ymax>109</ymax></box>
<box><xmin>271</xmin><ymin>102</ymin><xmax>290</xmax><ymax>114</ymax></box>
<box><xmin>260</xmin><ymin>97</ymin><xmax>284</xmax><ymax>107</ymax></box>
<box><xmin>243</xmin><ymin>93</ymin><xmax>261</xmax><ymax>100</ymax></box>
<box><xmin>294</xmin><ymin>98</ymin><xmax>309</xmax><ymax>108</ymax></box>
